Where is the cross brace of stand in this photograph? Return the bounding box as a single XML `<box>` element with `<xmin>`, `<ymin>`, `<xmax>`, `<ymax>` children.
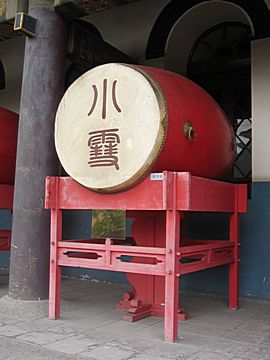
<box><xmin>45</xmin><ymin>172</ymin><xmax>247</xmax><ymax>342</ymax></box>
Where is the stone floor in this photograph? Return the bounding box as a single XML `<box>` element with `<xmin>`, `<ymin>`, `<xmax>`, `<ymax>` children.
<box><xmin>0</xmin><ymin>273</ymin><xmax>270</xmax><ymax>360</ymax></box>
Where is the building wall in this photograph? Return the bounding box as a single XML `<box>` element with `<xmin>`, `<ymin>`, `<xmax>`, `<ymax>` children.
<box><xmin>252</xmin><ymin>37</ymin><xmax>270</xmax><ymax>181</ymax></box>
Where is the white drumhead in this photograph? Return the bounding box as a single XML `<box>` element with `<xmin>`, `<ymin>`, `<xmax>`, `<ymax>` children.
<box><xmin>55</xmin><ymin>63</ymin><xmax>167</xmax><ymax>192</ymax></box>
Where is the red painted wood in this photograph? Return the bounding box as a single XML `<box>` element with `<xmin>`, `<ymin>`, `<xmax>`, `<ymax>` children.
<box><xmin>164</xmin><ymin>173</ymin><xmax>180</xmax><ymax>342</ymax></box>
<box><xmin>58</xmin><ymin>257</ymin><xmax>165</xmax><ymax>276</ymax></box>
<box><xmin>49</xmin><ymin>206</ymin><xmax>62</xmax><ymax>320</ymax></box>
<box><xmin>45</xmin><ymin>173</ymin><xmax>247</xmax><ymax>213</ymax></box>
<box><xmin>229</xmin><ymin>212</ymin><xmax>240</xmax><ymax>310</ymax></box>
<box><xmin>180</xmin><ymin>240</ymin><xmax>234</xmax><ymax>253</ymax></box>
<box><xmin>0</xmin><ymin>108</ymin><xmax>19</xmax><ymax>185</ymax></box>
<box><xmin>45</xmin><ymin>176</ymin><xmax>165</xmax><ymax>210</ymax></box>
<box><xmin>136</xmin><ymin>66</ymin><xmax>235</xmax><ymax>180</ymax></box>
<box><xmin>0</xmin><ymin>184</ymin><xmax>14</xmax><ymax>209</ymax></box>
<box><xmin>236</xmin><ymin>184</ymin><xmax>248</xmax><ymax>213</ymax></box>
<box><xmin>57</xmin><ymin>241</ymin><xmax>166</xmax><ymax>255</ymax></box>
<box><xmin>126</xmin><ymin>216</ymin><xmax>163</xmax><ymax>318</ymax></box>
<box><xmin>46</xmin><ymin>172</ymin><xmax>248</xmax><ymax>342</ymax></box>
<box><xmin>0</xmin><ymin>183</ymin><xmax>14</xmax><ymax>252</ymax></box>
<box><xmin>0</xmin><ymin>230</ymin><xmax>11</xmax><ymax>251</ymax></box>
<box><xmin>180</xmin><ymin>257</ymin><xmax>235</xmax><ymax>276</ymax></box>
<box><xmin>0</xmin><ymin>108</ymin><xmax>18</xmax><ymax>252</ymax></box>
<box><xmin>176</xmin><ymin>173</ymin><xmax>236</xmax><ymax>212</ymax></box>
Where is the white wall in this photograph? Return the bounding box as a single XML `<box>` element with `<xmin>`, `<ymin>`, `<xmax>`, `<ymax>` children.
<box><xmin>0</xmin><ymin>37</ymin><xmax>25</xmax><ymax>114</ymax></box>
<box><xmin>84</xmin><ymin>0</ymin><xmax>170</xmax><ymax>63</ymax></box>
<box><xmin>264</xmin><ymin>0</ymin><xmax>270</xmax><ymax>10</ymax></box>
<box><xmin>252</xmin><ymin>37</ymin><xmax>270</xmax><ymax>181</ymax></box>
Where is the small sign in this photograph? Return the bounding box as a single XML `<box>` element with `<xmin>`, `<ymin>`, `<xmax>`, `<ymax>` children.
<box><xmin>14</xmin><ymin>13</ymin><xmax>36</xmax><ymax>38</ymax></box>
<box><xmin>150</xmin><ymin>173</ymin><xmax>164</xmax><ymax>181</ymax></box>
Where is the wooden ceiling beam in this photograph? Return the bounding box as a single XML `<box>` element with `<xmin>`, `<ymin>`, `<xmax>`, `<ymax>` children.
<box><xmin>0</xmin><ymin>0</ymin><xmax>138</xmax><ymax>24</ymax></box>
<box><xmin>54</xmin><ymin>0</ymin><xmax>139</xmax><ymax>19</ymax></box>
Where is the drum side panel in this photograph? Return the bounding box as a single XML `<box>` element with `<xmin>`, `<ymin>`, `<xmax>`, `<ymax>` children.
<box><xmin>137</xmin><ymin>66</ymin><xmax>235</xmax><ymax>179</ymax></box>
<box><xmin>0</xmin><ymin>108</ymin><xmax>19</xmax><ymax>184</ymax></box>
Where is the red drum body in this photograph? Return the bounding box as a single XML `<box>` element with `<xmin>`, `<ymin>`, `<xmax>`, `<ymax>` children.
<box><xmin>0</xmin><ymin>108</ymin><xmax>19</xmax><ymax>184</ymax></box>
<box><xmin>137</xmin><ymin>66</ymin><xmax>235</xmax><ymax>179</ymax></box>
<box><xmin>55</xmin><ymin>63</ymin><xmax>235</xmax><ymax>193</ymax></box>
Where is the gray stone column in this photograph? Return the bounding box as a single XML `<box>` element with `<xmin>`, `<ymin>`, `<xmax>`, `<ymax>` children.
<box><xmin>9</xmin><ymin>5</ymin><xmax>66</xmax><ymax>300</ymax></box>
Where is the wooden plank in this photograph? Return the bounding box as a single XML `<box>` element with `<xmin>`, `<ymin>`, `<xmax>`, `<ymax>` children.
<box><xmin>58</xmin><ymin>255</ymin><xmax>165</xmax><ymax>276</ymax></box>
<box><xmin>180</xmin><ymin>241</ymin><xmax>234</xmax><ymax>254</ymax></box>
<box><xmin>0</xmin><ymin>184</ymin><xmax>14</xmax><ymax>209</ymax></box>
<box><xmin>49</xmin><ymin>209</ymin><xmax>62</xmax><ymax>319</ymax></box>
<box><xmin>58</xmin><ymin>241</ymin><xmax>166</xmax><ymax>255</ymax></box>
<box><xmin>0</xmin><ymin>0</ymin><xmax>139</xmax><ymax>23</ymax></box>
<box><xmin>179</xmin><ymin>257</ymin><xmax>234</xmax><ymax>275</ymax></box>
<box><xmin>177</xmin><ymin>173</ymin><xmax>237</xmax><ymax>212</ymax></box>
<box><xmin>46</xmin><ymin>176</ymin><xmax>165</xmax><ymax>210</ymax></box>
<box><xmin>229</xmin><ymin>212</ymin><xmax>240</xmax><ymax>309</ymax></box>
<box><xmin>164</xmin><ymin>173</ymin><xmax>180</xmax><ymax>342</ymax></box>
<box><xmin>236</xmin><ymin>184</ymin><xmax>248</xmax><ymax>213</ymax></box>
<box><xmin>0</xmin><ymin>229</ymin><xmax>11</xmax><ymax>250</ymax></box>
<box><xmin>46</xmin><ymin>173</ymin><xmax>248</xmax><ymax>213</ymax></box>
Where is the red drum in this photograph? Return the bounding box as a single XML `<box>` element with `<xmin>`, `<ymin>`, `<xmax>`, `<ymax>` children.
<box><xmin>140</xmin><ymin>66</ymin><xmax>235</xmax><ymax>179</ymax></box>
<box><xmin>0</xmin><ymin>108</ymin><xmax>19</xmax><ymax>184</ymax></box>
<box><xmin>55</xmin><ymin>64</ymin><xmax>235</xmax><ymax>192</ymax></box>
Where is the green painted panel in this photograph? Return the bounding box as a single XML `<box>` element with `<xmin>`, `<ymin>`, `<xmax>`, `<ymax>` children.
<box><xmin>92</xmin><ymin>209</ymin><xmax>126</xmax><ymax>240</ymax></box>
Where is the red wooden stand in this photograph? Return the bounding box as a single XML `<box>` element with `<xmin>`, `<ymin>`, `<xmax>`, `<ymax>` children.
<box><xmin>0</xmin><ymin>184</ymin><xmax>13</xmax><ymax>251</ymax></box>
<box><xmin>45</xmin><ymin>172</ymin><xmax>247</xmax><ymax>342</ymax></box>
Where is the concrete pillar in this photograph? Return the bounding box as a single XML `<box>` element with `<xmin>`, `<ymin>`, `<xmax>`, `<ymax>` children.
<box><xmin>251</xmin><ymin>37</ymin><xmax>270</xmax><ymax>182</ymax></box>
<box><xmin>9</xmin><ymin>4</ymin><xmax>66</xmax><ymax>300</ymax></box>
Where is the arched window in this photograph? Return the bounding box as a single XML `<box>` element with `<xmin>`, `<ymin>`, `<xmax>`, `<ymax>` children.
<box><xmin>187</xmin><ymin>22</ymin><xmax>252</xmax><ymax>181</ymax></box>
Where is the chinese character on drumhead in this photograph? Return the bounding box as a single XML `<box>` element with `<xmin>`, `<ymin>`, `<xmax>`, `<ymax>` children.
<box><xmin>88</xmin><ymin>79</ymin><xmax>122</xmax><ymax>120</ymax></box>
<box><xmin>88</xmin><ymin>128</ymin><xmax>120</xmax><ymax>170</ymax></box>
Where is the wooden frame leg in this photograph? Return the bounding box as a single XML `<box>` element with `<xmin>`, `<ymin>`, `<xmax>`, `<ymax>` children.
<box><xmin>164</xmin><ymin>208</ymin><xmax>180</xmax><ymax>342</ymax></box>
<box><xmin>229</xmin><ymin>212</ymin><xmax>239</xmax><ymax>310</ymax></box>
<box><xmin>49</xmin><ymin>208</ymin><xmax>62</xmax><ymax>319</ymax></box>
